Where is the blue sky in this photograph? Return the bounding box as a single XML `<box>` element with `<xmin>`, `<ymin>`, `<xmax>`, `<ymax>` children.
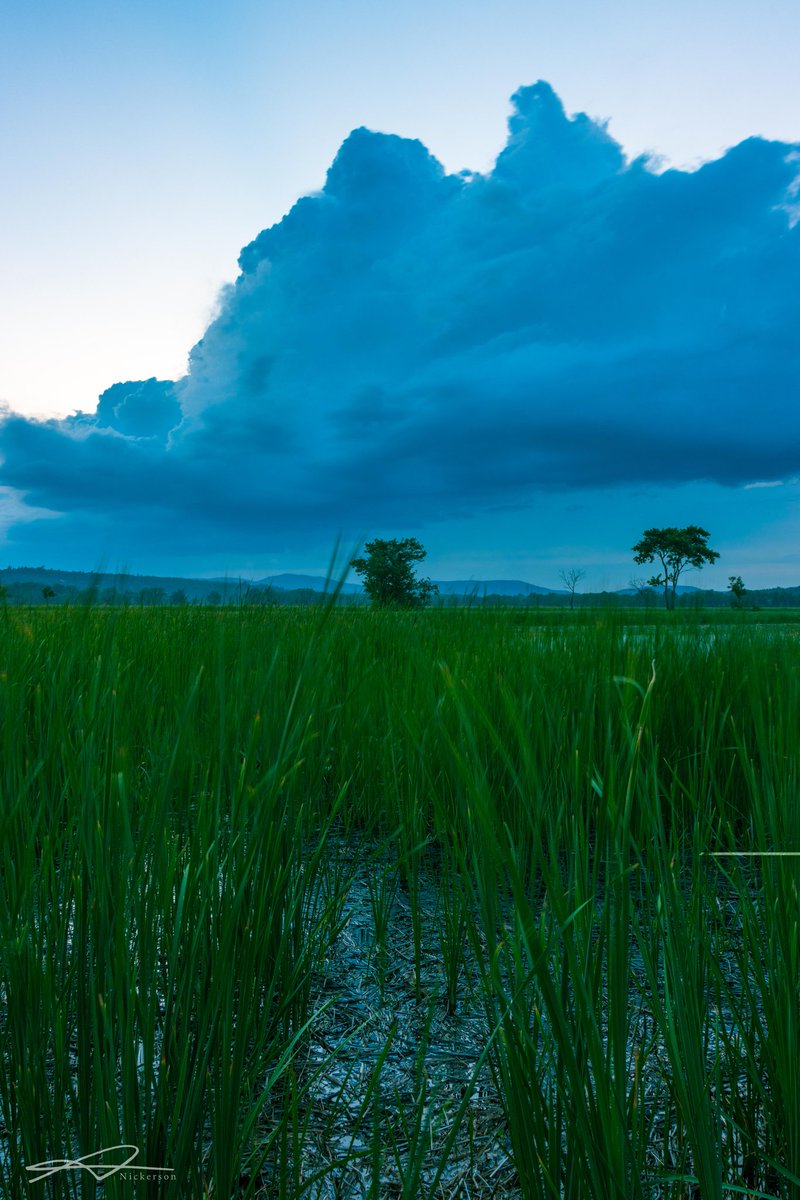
<box><xmin>0</xmin><ymin>0</ymin><xmax>798</xmax><ymax>588</ymax></box>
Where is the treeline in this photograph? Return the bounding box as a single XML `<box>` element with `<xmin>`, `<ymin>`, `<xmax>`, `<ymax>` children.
<box><xmin>477</xmin><ymin>588</ymin><xmax>800</xmax><ymax>609</ymax></box>
<box><xmin>0</xmin><ymin>579</ymin><xmax>369</xmax><ymax>607</ymax></box>
<box><xmin>2</xmin><ymin>579</ymin><xmax>800</xmax><ymax>609</ymax></box>
<box><xmin>626</xmin><ymin>585</ymin><xmax>800</xmax><ymax>610</ymax></box>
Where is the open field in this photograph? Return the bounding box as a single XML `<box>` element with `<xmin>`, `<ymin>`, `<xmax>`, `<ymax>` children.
<box><xmin>1</xmin><ymin>604</ymin><xmax>799</xmax><ymax>1198</ymax></box>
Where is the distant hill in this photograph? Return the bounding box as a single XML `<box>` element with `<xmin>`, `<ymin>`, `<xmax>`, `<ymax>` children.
<box><xmin>0</xmin><ymin>565</ymin><xmax>213</xmax><ymax>594</ymax></box>
<box><xmin>260</xmin><ymin>575</ymin><xmax>563</xmax><ymax>596</ymax></box>
<box><xmin>433</xmin><ymin>579</ymin><xmax>563</xmax><ymax>596</ymax></box>
<box><xmin>0</xmin><ymin>566</ymin><xmax>245</xmax><ymax>604</ymax></box>
<box><xmin>259</xmin><ymin>573</ymin><xmax>363</xmax><ymax>594</ymax></box>
<box><xmin>1</xmin><ymin>565</ymin><xmax>797</xmax><ymax>608</ymax></box>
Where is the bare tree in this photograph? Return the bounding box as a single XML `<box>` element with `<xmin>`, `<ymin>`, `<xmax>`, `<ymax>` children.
<box><xmin>629</xmin><ymin>577</ymin><xmax>657</xmax><ymax>608</ymax></box>
<box><xmin>559</xmin><ymin>568</ymin><xmax>586</xmax><ymax>610</ymax></box>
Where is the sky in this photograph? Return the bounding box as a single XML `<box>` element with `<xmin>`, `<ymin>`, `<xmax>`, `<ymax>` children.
<box><xmin>0</xmin><ymin>0</ymin><xmax>798</xmax><ymax>589</ymax></box>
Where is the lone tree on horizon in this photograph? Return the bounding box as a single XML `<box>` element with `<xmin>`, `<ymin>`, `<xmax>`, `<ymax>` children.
<box><xmin>559</xmin><ymin>567</ymin><xmax>586</xmax><ymax>610</ymax></box>
<box><xmin>728</xmin><ymin>575</ymin><xmax>747</xmax><ymax>608</ymax></box>
<box><xmin>351</xmin><ymin>538</ymin><xmax>438</xmax><ymax>608</ymax></box>
<box><xmin>632</xmin><ymin>526</ymin><xmax>719</xmax><ymax>610</ymax></box>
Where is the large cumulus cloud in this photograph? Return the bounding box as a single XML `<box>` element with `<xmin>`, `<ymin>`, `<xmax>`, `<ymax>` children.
<box><xmin>1</xmin><ymin>81</ymin><xmax>798</xmax><ymax>559</ymax></box>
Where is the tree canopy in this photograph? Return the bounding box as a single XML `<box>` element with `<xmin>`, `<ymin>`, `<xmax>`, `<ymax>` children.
<box><xmin>728</xmin><ymin>575</ymin><xmax>747</xmax><ymax>608</ymax></box>
<box><xmin>632</xmin><ymin>526</ymin><xmax>719</xmax><ymax>610</ymax></box>
<box><xmin>351</xmin><ymin>538</ymin><xmax>438</xmax><ymax>609</ymax></box>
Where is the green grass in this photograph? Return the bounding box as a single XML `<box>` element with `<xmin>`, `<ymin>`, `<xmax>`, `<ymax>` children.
<box><xmin>0</xmin><ymin>603</ymin><xmax>799</xmax><ymax>1197</ymax></box>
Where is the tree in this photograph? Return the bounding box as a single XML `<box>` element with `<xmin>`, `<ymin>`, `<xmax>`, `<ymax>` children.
<box><xmin>559</xmin><ymin>567</ymin><xmax>586</xmax><ymax>610</ymax></box>
<box><xmin>351</xmin><ymin>538</ymin><xmax>438</xmax><ymax>608</ymax></box>
<box><xmin>632</xmin><ymin>526</ymin><xmax>719</xmax><ymax>610</ymax></box>
<box><xmin>139</xmin><ymin>587</ymin><xmax>165</xmax><ymax>606</ymax></box>
<box><xmin>728</xmin><ymin>575</ymin><xmax>747</xmax><ymax>608</ymax></box>
<box><xmin>41</xmin><ymin>585</ymin><xmax>56</xmax><ymax>605</ymax></box>
<box><xmin>629</xmin><ymin>577</ymin><xmax>657</xmax><ymax>609</ymax></box>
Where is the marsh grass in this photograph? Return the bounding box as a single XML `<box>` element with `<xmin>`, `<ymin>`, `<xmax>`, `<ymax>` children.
<box><xmin>1</xmin><ymin>604</ymin><xmax>799</xmax><ymax>1196</ymax></box>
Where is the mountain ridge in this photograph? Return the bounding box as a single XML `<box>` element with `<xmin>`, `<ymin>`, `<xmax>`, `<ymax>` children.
<box><xmin>1</xmin><ymin>565</ymin><xmax>797</xmax><ymax>604</ymax></box>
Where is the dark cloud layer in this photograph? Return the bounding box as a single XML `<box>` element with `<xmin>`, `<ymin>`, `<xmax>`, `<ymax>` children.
<box><xmin>1</xmin><ymin>81</ymin><xmax>798</xmax><ymax>559</ymax></box>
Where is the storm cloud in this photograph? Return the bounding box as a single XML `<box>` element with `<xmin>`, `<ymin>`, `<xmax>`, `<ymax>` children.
<box><xmin>1</xmin><ymin>82</ymin><xmax>798</xmax><ymax>561</ymax></box>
